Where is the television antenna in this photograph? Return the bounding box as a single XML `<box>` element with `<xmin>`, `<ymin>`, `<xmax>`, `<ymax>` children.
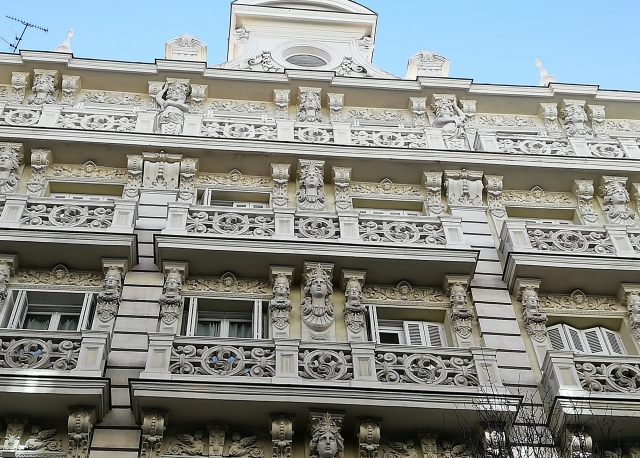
<box><xmin>1</xmin><ymin>15</ymin><xmax>48</xmax><ymax>53</ymax></box>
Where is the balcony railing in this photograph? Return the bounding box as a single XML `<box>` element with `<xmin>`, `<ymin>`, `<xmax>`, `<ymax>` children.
<box><xmin>142</xmin><ymin>334</ymin><xmax>501</xmax><ymax>390</ymax></box>
<box><xmin>164</xmin><ymin>203</ymin><xmax>468</xmax><ymax>249</ymax></box>
<box><xmin>0</xmin><ymin>329</ymin><xmax>109</xmax><ymax>377</ymax></box>
<box><xmin>0</xmin><ymin>195</ymin><xmax>136</xmax><ymax>234</ymax></box>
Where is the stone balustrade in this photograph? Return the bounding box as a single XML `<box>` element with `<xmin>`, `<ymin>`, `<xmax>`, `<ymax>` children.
<box><xmin>141</xmin><ymin>334</ymin><xmax>502</xmax><ymax>390</ymax></box>
<box><xmin>0</xmin><ymin>329</ymin><xmax>110</xmax><ymax>377</ymax></box>
<box><xmin>0</xmin><ymin>195</ymin><xmax>137</xmax><ymax>233</ymax></box>
<box><xmin>164</xmin><ymin>203</ymin><xmax>468</xmax><ymax>248</ymax></box>
<box><xmin>500</xmin><ymin>220</ymin><xmax>639</xmax><ymax>258</ymax></box>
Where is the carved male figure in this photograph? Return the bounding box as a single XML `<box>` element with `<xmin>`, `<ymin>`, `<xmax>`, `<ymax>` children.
<box><xmin>155</xmin><ymin>81</ymin><xmax>191</xmax><ymax>135</ymax></box>
<box><xmin>433</xmin><ymin>98</ymin><xmax>468</xmax><ymax>136</ymax></box>
<box><xmin>302</xmin><ymin>266</ymin><xmax>335</xmax><ymax>330</ymax></box>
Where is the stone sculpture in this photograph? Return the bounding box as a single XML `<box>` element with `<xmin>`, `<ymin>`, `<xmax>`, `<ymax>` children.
<box><xmin>302</xmin><ymin>265</ymin><xmax>334</xmax><ymax>331</ymax></box>
<box><xmin>309</xmin><ymin>413</ymin><xmax>344</xmax><ymax>458</ymax></box>
<box><xmin>27</xmin><ymin>71</ymin><xmax>56</xmax><ymax>105</ymax></box>
<box><xmin>155</xmin><ymin>80</ymin><xmax>191</xmax><ymax>135</ymax></box>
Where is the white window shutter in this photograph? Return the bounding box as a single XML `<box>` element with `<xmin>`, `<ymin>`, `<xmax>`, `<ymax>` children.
<box><xmin>423</xmin><ymin>322</ymin><xmax>445</xmax><ymax>347</ymax></box>
<box><xmin>367</xmin><ymin>306</ymin><xmax>379</xmax><ymax>343</ymax></box>
<box><xmin>547</xmin><ymin>324</ymin><xmax>570</xmax><ymax>351</ymax></box>
<box><xmin>601</xmin><ymin>328</ymin><xmax>625</xmax><ymax>355</ymax></box>
<box><xmin>252</xmin><ymin>300</ymin><xmax>263</xmax><ymax>339</ymax></box>
<box><xmin>8</xmin><ymin>290</ymin><xmax>28</xmax><ymax>329</ymax></box>
<box><xmin>403</xmin><ymin>321</ymin><xmax>426</xmax><ymax>346</ymax></box>
<box><xmin>185</xmin><ymin>298</ymin><xmax>198</xmax><ymax>336</ymax></box>
<box><xmin>78</xmin><ymin>293</ymin><xmax>94</xmax><ymax>331</ymax></box>
<box><xmin>564</xmin><ymin>325</ymin><xmax>586</xmax><ymax>353</ymax></box>
<box><xmin>582</xmin><ymin>328</ymin><xmax>607</xmax><ymax>355</ymax></box>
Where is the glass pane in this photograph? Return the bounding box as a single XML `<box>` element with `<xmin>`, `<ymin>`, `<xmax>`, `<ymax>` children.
<box><xmin>196</xmin><ymin>320</ymin><xmax>220</xmax><ymax>337</ymax></box>
<box><xmin>58</xmin><ymin>315</ymin><xmax>80</xmax><ymax>331</ymax></box>
<box><xmin>24</xmin><ymin>314</ymin><xmax>50</xmax><ymax>330</ymax></box>
<box><xmin>229</xmin><ymin>321</ymin><xmax>252</xmax><ymax>338</ymax></box>
<box><xmin>379</xmin><ymin>332</ymin><xmax>401</xmax><ymax>345</ymax></box>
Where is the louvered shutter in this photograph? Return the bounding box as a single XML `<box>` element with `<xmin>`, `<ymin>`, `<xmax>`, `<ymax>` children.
<box><xmin>564</xmin><ymin>325</ymin><xmax>586</xmax><ymax>353</ymax></box>
<box><xmin>582</xmin><ymin>328</ymin><xmax>607</xmax><ymax>355</ymax></box>
<box><xmin>367</xmin><ymin>306</ymin><xmax>379</xmax><ymax>343</ymax></box>
<box><xmin>403</xmin><ymin>321</ymin><xmax>426</xmax><ymax>346</ymax></box>
<box><xmin>8</xmin><ymin>290</ymin><xmax>28</xmax><ymax>329</ymax></box>
<box><xmin>424</xmin><ymin>322</ymin><xmax>445</xmax><ymax>347</ymax></box>
<box><xmin>252</xmin><ymin>300</ymin><xmax>263</xmax><ymax>339</ymax></box>
<box><xmin>547</xmin><ymin>324</ymin><xmax>570</xmax><ymax>350</ymax></box>
<box><xmin>78</xmin><ymin>293</ymin><xmax>94</xmax><ymax>331</ymax></box>
<box><xmin>601</xmin><ymin>328</ymin><xmax>625</xmax><ymax>355</ymax></box>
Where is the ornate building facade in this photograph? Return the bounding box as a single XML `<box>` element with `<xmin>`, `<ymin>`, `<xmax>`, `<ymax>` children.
<box><xmin>0</xmin><ymin>1</ymin><xmax>639</xmax><ymax>457</ymax></box>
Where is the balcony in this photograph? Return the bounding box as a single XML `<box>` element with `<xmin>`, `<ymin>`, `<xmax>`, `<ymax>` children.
<box><xmin>130</xmin><ymin>334</ymin><xmax>518</xmax><ymax>434</ymax></box>
<box><xmin>542</xmin><ymin>351</ymin><xmax>640</xmax><ymax>440</ymax></box>
<box><xmin>500</xmin><ymin>220</ymin><xmax>640</xmax><ymax>295</ymax></box>
<box><xmin>0</xmin><ymin>195</ymin><xmax>138</xmax><ymax>271</ymax></box>
<box><xmin>156</xmin><ymin>204</ymin><xmax>478</xmax><ymax>286</ymax></box>
<box><xmin>0</xmin><ymin>329</ymin><xmax>110</xmax><ymax>421</ymax></box>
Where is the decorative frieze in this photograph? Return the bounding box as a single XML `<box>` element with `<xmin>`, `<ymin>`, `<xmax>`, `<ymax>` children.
<box><xmin>297</xmin><ymin>160</ymin><xmax>325</xmax><ymax>211</ymax></box>
<box><xmin>346</xmin><ymin>109</ymin><xmax>407</xmax><ymax>123</ymax></box>
<box><xmin>484</xmin><ymin>175</ymin><xmax>505</xmax><ymax>219</ymax></box>
<box><xmin>269</xmin><ymin>267</ymin><xmax>294</xmax><ymax>338</ymax></box>
<box><xmin>476</xmin><ymin>114</ymin><xmax>540</xmax><ymax>128</ymax></box>
<box><xmin>185</xmin><ymin>272</ymin><xmax>269</xmax><ymax>297</ymax></box>
<box><xmin>444</xmin><ymin>169</ymin><xmax>484</xmax><ymax>207</ymax></box>
<box><xmin>0</xmin><ymin>142</ymin><xmax>24</xmax><ymax>194</ymax></box>
<box><xmin>2</xmin><ymin>108</ymin><xmax>41</xmax><ymax>126</ymax></box>
<box><xmin>155</xmin><ymin>78</ymin><xmax>191</xmax><ymax>135</ymax></box>
<box><xmin>327</xmin><ymin>93</ymin><xmax>344</xmax><ymax>122</ymax></box>
<box><xmin>271</xmin><ymin>164</ymin><xmax>291</xmax><ymax>208</ymax></box>
<box><xmin>362</xmin><ymin>281</ymin><xmax>446</xmax><ymax>306</ymax></box>
<box><xmin>573</xmin><ymin>180</ymin><xmax>598</xmax><ymax>225</ymax></box>
<box><xmin>49</xmin><ymin>161</ymin><xmax>127</xmax><ymax>183</ymax></box>
<box><xmin>432</xmin><ymin>95</ymin><xmax>468</xmax><ymax>150</ymax></box>
<box><xmin>26</xmin><ymin>148</ymin><xmax>52</xmax><ymax>196</ymax></box>
<box><xmin>27</xmin><ymin>70</ymin><xmax>58</xmax><ymax>105</ymax></box>
<box><xmin>23</xmin><ymin>425</ymin><xmax>63</xmax><ymax>452</ymax></box>
<box><xmin>308</xmin><ymin>412</ymin><xmax>344</xmax><ymax>458</ymax></box>
<box><xmin>271</xmin><ymin>415</ymin><xmax>294</xmax><ymax>458</ymax></box>
<box><xmin>229</xmin><ymin>433</ymin><xmax>265</xmax><ymax>457</ymax></box>
<box><xmin>301</xmin><ymin>263</ymin><xmax>335</xmax><ymax>341</ymax></box>
<box><xmin>332</xmin><ymin>167</ymin><xmax>351</xmax><ymax>211</ymax></box>
<box><xmin>60</xmin><ymin>75</ymin><xmax>81</xmax><ymax>106</ymax></box>
<box><xmin>528</xmin><ymin>227</ymin><xmax>614</xmax><ymax>254</ymax></box>
<box><xmin>166</xmin><ymin>431</ymin><xmax>206</xmax><ymax>455</ymax></box>
<box><xmin>57</xmin><ymin>113</ymin><xmax>137</xmax><ymax>132</ymax></box>
<box><xmin>423</xmin><ymin>172</ymin><xmax>444</xmax><ymax>216</ymax></box>
<box><xmin>80</xmin><ymin>90</ymin><xmax>143</xmax><ymax>106</ymax></box>
<box><xmin>67</xmin><ymin>408</ymin><xmax>94</xmax><ymax>458</ymax></box>
<box><xmin>342</xmin><ymin>270</ymin><xmax>367</xmax><ymax>341</ymax></box>
<box><xmin>351</xmin><ymin>179</ymin><xmax>422</xmax><ymax>199</ymax></box>
<box><xmin>141</xmin><ymin>410</ymin><xmax>166</xmax><ymax>458</ymax></box>
<box><xmin>209</xmin><ymin>99</ymin><xmax>269</xmax><ymax>115</ymax></box>
<box><xmin>196</xmin><ymin>169</ymin><xmax>271</xmax><ymax>190</ymax></box>
<box><xmin>561</xmin><ymin>100</ymin><xmax>592</xmax><ymax>138</ymax></box>
<box><xmin>497</xmin><ymin>136</ymin><xmax>574</xmax><ymax>156</ymax></box>
<box><xmin>201</xmin><ymin>121</ymin><xmax>277</xmax><ymax>140</ymax></box>
<box><xmin>540</xmin><ymin>289</ymin><xmax>617</xmax><ymax>312</ymax></box>
<box><xmin>380</xmin><ymin>439</ymin><xmax>418</xmax><ymax>458</ymax></box>
<box><xmin>14</xmin><ymin>264</ymin><xmax>102</xmax><ymax>289</ymax></box>
<box><xmin>297</xmin><ymin>88</ymin><xmax>322</xmax><ymax>123</ymax></box>
<box><xmin>274</xmin><ymin>90</ymin><xmax>291</xmax><ymax>120</ymax></box>
<box><xmin>599</xmin><ymin>176</ymin><xmax>636</xmax><ymax>226</ymax></box>
<box><xmin>502</xmin><ymin>186</ymin><xmax>573</xmax><ymax>206</ymax></box>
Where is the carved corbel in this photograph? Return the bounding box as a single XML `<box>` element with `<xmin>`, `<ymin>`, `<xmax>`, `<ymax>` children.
<box><xmin>142</xmin><ymin>151</ymin><xmax>183</xmax><ymax>189</ymax></box>
<box><xmin>297</xmin><ymin>88</ymin><xmax>322</xmax><ymax>123</ymax></box>
<box><xmin>148</xmin><ymin>81</ymin><xmax>164</xmax><ymax>110</ymax></box>
<box><xmin>3</xmin><ymin>418</ymin><xmax>28</xmax><ymax>451</ymax></box>
<box><xmin>308</xmin><ymin>412</ymin><xmax>344</xmax><ymax>458</ymax></box>
<box><xmin>301</xmin><ymin>263</ymin><xmax>335</xmax><ymax>341</ymax></box>
<box><xmin>587</xmin><ymin>104</ymin><xmax>608</xmax><ymax>139</ymax></box>
<box><xmin>409</xmin><ymin>97</ymin><xmax>427</xmax><ymax>127</ymax></box>
<box><xmin>538</xmin><ymin>103</ymin><xmax>561</xmax><ymax>137</ymax></box>
<box><xmin>417</xmin><ymin>432</ymin><xmax>438</xmax><ymax>458</ymax></box>
<box><xmin>620</xmin><ymin>284</ymin><xmax>640</xmax><ymax>342</ymax></box>
<box><xmin>208</xmin><ymin>424</ymin><xmax>229</xmax><ymax>457</ymax></box>
<box><xmin>26</xmin><ymin>148</ymin><xmax>52</xmax><ymax>196</ymax></box>
<box><xmin>422</xmin><ymin>172</ymin><xmax>444</xmax><ymax>216</ymax></box>
<box><xmin>515</xmin><ymin>278</ymin><xmax>546</xmax><ymax>343</ymax></box>
<box><xmin>123</xmin><ymin>154</ymin><xmax>144</xmax><ymax>199</ymax></box>
<box><xmin>274</xmin><ymin>90</ymin><xmax>291</xmax><ymax>120</ymax></box>
<box><xmin>271</xmin><ymin>415</ymin><xmax>294</xmax><ymax>458</ymax></box>
<box><xmin>460</xmin><ymin>99</ymin><xmax>477</xmax><ymax>132</ymax></box>
<box><xmin>297</xmin><ymin>160</ymin><xmax>325</xmax><ymax>211</ymax></box>
<box><xmin>599</xmin><ymin>176</ymin><xmax>636</xmax><ymax>226</ymax></box>
<box><xmin>190</xmin><ymin>84</ymin><xmax>208</xmax><ymax>114</ymax></box>
<box><xmin>342</xmin><ymin>270</ymin><xmax>367</xmax><ymax>341</ymax></box>
<box><xmin>269</xmin><ymin>266</ymin><xmax>294</xmax><ymax>338</ymax></box>
<box><xmin>333</xmin><ymin>166</ymin><xmax>351</xmax><ymax>211</ymax></box>
<box><xmin>94</xmin><ymin>260</ymin><xmax>127</xmax><ymax>330</ymax></box>
<box><xmin>271</xmin><ymin>164</ymin><xmax>291</xmax><ymax>208</ymax></box>
<box><xmin>445</xmin><ymin>276</ymin><xmax>473</xmax><ymax>346</ymax></box>
<box><xmin>573</xmin><ymin>180</ymin><xmax>598</xmax><ymax>225</ymax></box>
<box><xmin>67</xmin><ymin>408</ymin><xmax>95</xmax><ymax>458</ymax></box>
<box><xmin>61</xmin><ymin>75</ymin><xmax>81</xmax><ymax>106</ymax></box>
<box><xmin>633</xmin><ymin>183</ymin><xmax>640</xmax><ymax>215</ymax></box>
<box><xmin>10</xmin><ymin>72</ymin><xmax>30</xmax><ymax>103</ymax></box>
<box><xmin>328</xmin><ymin>93</ymin><xmax>344</xmax><ymax>122</ymax></box>
<box><xmin>483</xmin><ymin>175</ymin><xmax>505</xmax><ymax>219</ymax></box>
<box><xmin>444</xmin><ymin>169</ymin><xmax>484</xmax><ymax>207</ymax></box>
<box><xmin>141</xmin><ymin>410</ymin><xmax>167</xmax><ymax>458</ymax></box>
<box><xmin>0</xmin><ymin>142</ymin><xmax>25</xmax><ymax>194</ymax></box>
<box><xmin>178</xmin><ymin>157</ymin><xmax>199</xmax><ymax>203</ymax></box>
<box><xmin>158</xmin><ymin>262</ymin><xmax>188</xmax><ymax>333</ymax></box>
<box><xmin>482</xmin><ymin>424</ymin><xmax>507</xmax><ymax>458</ymax></box>
<box><xmin>563</xmin><ymin>427</ymin><xmax>592</xmax><ymax>458</ymax></box>
<box><xmin>28</xmin><ymin>69</ymin><xmax>59</xmax><ymax>105</ymax></box>
<box><xmin>356</xmin><ymin>418</ymin><xmax>381</xmax><ymax>458</ymax></box>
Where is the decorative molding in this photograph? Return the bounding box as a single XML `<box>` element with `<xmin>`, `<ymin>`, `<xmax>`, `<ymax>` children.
<box><xmin>60</xmin><ymin>75</ymin><xmax>81</xmax><ymax>106</ymax></box>
<box><xmin>141</xmin><ymin>410</ymin><xmax>166</xmax><ymax>458</ymax></box>
<box><xmin>269</xmin><ymin>268</ymin><xmax>294</xmax><ymax>337</ymax></box>
<box><xmin>297</xmin><ymin>160</ymin><xmax>325</xmax><ymax>211</ymax></box>
<box><xmin>297</xmin><ymin>88</ymin><xmax>322</xmax><ymax>123</ymax></box>
<box><xmin>599</xmin><ymin>176</ymin><xmax>636</xmax><ymax>226</ymax></box>
<box><xmin>332</xmin><ymin>167</ymin><xmax>351</xmax><ymax>211</ymax></box>
<box><xmin>422</xmin><ymin>172</ymin><xmax>443</xmax><ymax>216</ymax></box>
<box><xmin>67</xmin><ymin>408</ymin><xmax>94</xmax><ymax>458</ymax></box>
<box><xmin>274</xmin><ymin>90</ymin><xmax>290</xmax><ymax>120</ymax></box>
<box><xmin>0</xmin><ymin>142</ymin><xmax>24</xmax><ymax>194</ymax></box>
<box><xmin>444</xmin><ymin>169</ymin><xmax>484</xmax><ymax>207</ymax></box>
<box><xmin>346</xmin><ymin>109</ymin><xmax>407</xmax><ymax>123</ymax></box>
<box><xmin>49</xmin><ymin>161</ymin><xmax>127</xmax><ymax>183</ymax></box>
<box><xmin>27</xmin><ymin>148</ymin><xmax>52</xmax><ymax>196</ymax></box>
<box><xmin>327</xmin><ymin>93</ymin><xmax>344</xmax><ymax>122</ymax></box>
<box><xmin>271</xmin><ymin>415</ymin><xmax>294</xmax><ymax>458</ymax></box>
<box><xmin>502</xmin><ymin>186</ymin><xmax>573</xmax><ymax>206</ymax></box>
<box><xmin>484</xmin><ymin>175</ymin><xmax>505</xmax><ymax>219</ymax></box>
<box><xmin>13</xmin><ymin>264</ymin><xmax>102</xmax><ymax>289</ymax></box>
<box><xmin>362</xmin><ymin>281</ymin><xmax>446</xmax><ymax>306</ymax></box>
<box><xmin>184</xmin><ymin>272</ymin><xmax>269</xmax><ymax>298</ymax></box>
<box><xmin>497</xmin><ymin>136</ymin><xmax>574</xmax><ymax>156</ymax></box>
<box><xmin>573</xmin><ymin>180</ymin><xmax>598</xmax><ymax>225</ymax></box>
<box><xmin>476</xmin><ymin>114</ymin><xmax>540</xmax><ymax>128</ymax></box>
<box><xmin>271</xmin><ymin>164</ymin><xmax>291</xmax><ymax>208</ymax></box>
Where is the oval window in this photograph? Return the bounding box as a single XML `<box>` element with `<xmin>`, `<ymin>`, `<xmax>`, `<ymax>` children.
<box><xmin>285</xmin><ymin>54</ymin><xmax>328</xmax><ymax>68</ymax></box>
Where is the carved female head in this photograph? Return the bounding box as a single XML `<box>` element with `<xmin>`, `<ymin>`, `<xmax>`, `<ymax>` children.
<box><xmin>450</xmin><ymin>283</ymin><xmax>467</xmax><ymax>310</ymax></box>
<box><xmin>304</xmin><ymin>267</ymin><xmax>333</xmax><ymax>301</ymax></box>
<box><xmin>309</xmin><ymin>426</ymin><xmax>343</xmax><ymax>458</ymax></box>
<box><xmin>273</xmin><ymin>273</ymin><xmax>290</xmax><ymax>298</ymax></box>
<box><xmin>300</xmin><ymin>166</ymin><xmax>323</xmax><ymax>191</ymax></box>
<box><xmin>0</xmin><ymin>148</ymin><xmax>20</xmax><ymax>183</ymax></box>
<box><xmin>345</xmin><ymin>278</ymin><xmax>362</xmax><ymax>303</ymax></box>
<box><xmin>164</xmin><ymin>272</ymin><xmax>182</xmax><ymax>295</ymax></box>
<box><xmin>32</xmin><ymin>73</ymin><xmax>56</xmax><ymax>96</ymax></box>
<box><xmin>521</xmin><ymin>287</ymin><xmax>539</xmax><ymax>311</ymax></box>
<box><xmin>103</xmin><ymin>268</ymin><xmax>122</xmax><ymax>293</ymax></box>
<box><xmin>628</xmin><ymin>292</ymin><xmax>640</xmax><ymax>315</ymax></box>
<box><xmin>603</xmin><ymin>182</ymin><xmax>630</xmax><ymax>207</ymax></box>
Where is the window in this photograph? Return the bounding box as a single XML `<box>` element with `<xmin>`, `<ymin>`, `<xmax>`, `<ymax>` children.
<box><xmin>199</xmin><ymin>189</ymin><xmax>269</xmax><ymax>209</ymax></box>
<box><xmin>360</xmin><ymin>208</ymin><xmax>422</xmax><ymax>217</ymax></box>
<box><xmin>4</xmin><ymin>290</ymin><xmax>95</xmax><ymax>332</ymax></box>
<box><xmin>49</xmin><ymin>193</ymin><xmax>115</xmax><ymax>201</ymax></box>
<box><xmin>374</xmin><ymin>319</ymin><xmax>446</xmax><ymax>347</ymax></box>
<box><xmin>183</xmin><ymin>297</ymin><xmax>266</xmax><ymax>339</ymax></box>
<box><xmin>547</xmin><ymin>324</ymin><xmax>625</xmax><ymax>356</ymax></box>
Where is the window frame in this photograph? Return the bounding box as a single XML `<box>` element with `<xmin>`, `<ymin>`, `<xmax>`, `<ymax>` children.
<box><xmin>369</xmin><ymin>306</ymin><xmax>446</xmax><ymax>347</ymax></box>
<box><xmin>199</xmin><ymin>188</ymin><xmax>269</xmax><ymax>209</ymax></box>
<box><xmin>183</xmin><ymin>297</ymin><xmax>265</xmax><ymax>339</ymax></box>
<box><xmin>547</xmin><ymin>323</ymin><xmax>625</xmax><ymax>356</ymax></box>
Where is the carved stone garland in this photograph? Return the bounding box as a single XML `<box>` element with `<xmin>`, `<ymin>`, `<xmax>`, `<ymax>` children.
<box><xmin>271</xmin><ymin>415</ymin><xmax>294</xmax><ymax>458</ymax></box>
<box><xmin>308</xmin><ymin>413</ymin><xmax>344</xmax><ymax>458</ymax></box>
<box><xmin>0</xmin><ymin>143</ymin><xmax>24</xmax><ymax>194</ymax></box>
<box><xmin>599</xmin><ymin>177</ymin><xmax>636</xmax><ymax>227</ymax></box>
<box><xmin>297</xmin><ymin>88</ymin><xmax>322</xmax><ymax>123</ymax></box>
<box><xmin>159</xmin><ymin>270</ymin><xmax>184</xmax><ymax>333</ymax></box>
<box><xmin>344</xmin><ymin>276</ymin><xmax>367</xmax><ymax>341</ymax></box>
<box><xmin>297</xmin><ymin>160</ymin><xmax>326</xmax><ymax>211</ymax></box>
<box><xmin>301</xmin><ymin>263</ymin><xmax>335</xmax><ymax>341</ymax></box>
<box><xmin>141</xmin><ymin>410</ymin><xmax>166</xmax><ymax>458</ymax></box>
<box><xmin>68</xmin><ymin>408</ymin><xmax>94</xmax><ymax>458</ymax></box>
<box><xmin>95</xmin><ymin>266</ymin><xmax>123</xmax><ymax>327</ymax></box>
<box><xmin>270</xmin><ymin>271</ymin><xmax>293</xmax><ymax>338</ymax></box>
<box><xmin>449</xmin><ymin>283</ymin><xmax>473</xmax><ymax>346</ymax></box>
<box><xmin>521</xmin><ymin>286</ymin><xmax>547</xmax><ymax>343</ymax></box>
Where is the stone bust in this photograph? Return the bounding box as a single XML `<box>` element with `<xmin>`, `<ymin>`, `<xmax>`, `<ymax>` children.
<box><xmin>309</xmin><ymin>414</ymin><xmax>344</xmax><ymax>458</ymax></box>
<box><xmin>301</xmin><ymin>266</ymin><xmax>334</xmax><ymax>330</ymax></box>
<box><xmin>297</xmin><ymin>163</ymin><xmax>325</xmax><ymax>211</ymax></box>
<box><xmin>27</xmin><ymin>73</ymin><xmax>56</xmax><ymax>105</ymax></box>
<box><xmin>601</xmin><ymin>181</ymin><xmax>635</xmax><ymax>226</ymax></box>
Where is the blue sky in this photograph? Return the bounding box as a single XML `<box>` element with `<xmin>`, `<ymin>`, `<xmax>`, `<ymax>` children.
<box><xmin>2</xmin><ymin>0</ymin><xmax>639</xmax><ymax>91</ymax></box>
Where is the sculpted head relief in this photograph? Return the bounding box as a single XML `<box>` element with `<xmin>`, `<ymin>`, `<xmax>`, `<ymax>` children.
<box><xmin>302</xmin><ymin>265</ymin><xmax>334</xmax><ymax>330</ymax></box>
<box><xmin>297</xmin><ymin>162</ymin><xmax>326</xmax><ymax>211</ymax></box>
<box><xmin>309</xmin><ymin>413</ymin><xmax>344</xmax><ymax>458</ymax></box>
<box><xmin>0</xmin><ymin>145</ymin><xmax>23</xmax><ymax>193</ymax></box>
<box><xmin>601</xmin><ymin>179</ymin><xmax>636</xmax><ymax>226</ymax></box>
<box><xmin>28</xmin><ymin>72</ymin><xmax>56</xmax><ymax>105</ymax></box>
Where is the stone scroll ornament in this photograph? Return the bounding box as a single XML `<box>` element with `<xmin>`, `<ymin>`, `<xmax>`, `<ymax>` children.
<box><xmin>344</xmin><ymin>277</ymin><xmax>366</xmax><ymax>335</ymax></box>
<box><xmin>449</xmin><ymin>283</ymin><xmax>473</xmax><ymax>340</ymax></box>
<box><xmin>297</xmin><ymin>161</ymin><xmax>326</xmax><ymax>211</ymax></box>
<box><xmin>301</xmin><ymin>265</ymin><xmax>335</xmax><ymax>332</ymax></box>
<box><xmin>521</xmin><ymin>286</ymin><xmax>547</xmax><ymax>343</ymax></box>
<box><xmin>309</xmin><ymin>413</ymin><xmax>344</xmax><ymax>458</ymax></box>
<box><xmin>0</xmin><ymin>143</ymin><xmax>24</xmax><ymax>194</ymax></box>
<box><xmin>270</xmin><ymin>273</ymin><xmax>293</xmax><ymax>331</ymax></box>
<box><xmin>159</xmin><ymin>270</ymin><xmax>184</xmax><ymax>326</ymax></box>
<box><xmin>96</xmin><ymin>267</ymin><xmax>123</xmax><ymax>323</ymax></box>
<box><xmin>155</xmin><ymin>79</ymin><xmax>191</xmax><ymax>135</ymax></box>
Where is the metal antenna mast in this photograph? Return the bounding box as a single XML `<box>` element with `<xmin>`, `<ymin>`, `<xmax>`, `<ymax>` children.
<box><xmin>1</xmin><ymin>15</ymin><xmax>48</xmax><ymax>53</ymax></box>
